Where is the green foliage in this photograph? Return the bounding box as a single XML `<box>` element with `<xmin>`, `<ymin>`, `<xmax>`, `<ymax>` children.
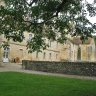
<box><xmin>0</xmin><ymin>41</ymin><xmax>9</xmax><ymax>48</ymax></box>
<box><xmin>0</xmin><ymin>0</ymin><xmax>96</xmax><ymax>52</ymax></box>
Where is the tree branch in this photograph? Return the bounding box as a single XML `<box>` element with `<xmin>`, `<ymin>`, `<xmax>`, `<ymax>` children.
<box><xmin>25</xmin><ymin>1</ymin><xmax>30</xmax><ymax>6</ymax></box>
<box><xmin>25</xmin><ymin>0</ymin><xmax>36</xmax><ymax>6</ymax></box>
<box><xmin>56</xmin><ymin>0</ymin><xmax>67</xmax><ymax>16</ymax></box>
<box><xmin>43</xmin><ymin>0</ymin><xmax>68</xmax><ymax>23</ymax></box>
<box><xmin>24</xmin><ymin>0</ymin><xmax>68</xmax><ymax>27</ymax></box>
<box><xmin>29</xmin><ymin>0</ymin><xmax>38</xmax><ymax>6</ymax></box>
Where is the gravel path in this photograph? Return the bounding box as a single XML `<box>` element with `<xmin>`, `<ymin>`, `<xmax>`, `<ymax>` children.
<box><xmin>0</xmin><ymin>63</ymin><xmax>96</xmax><ymax>80</ymax></box>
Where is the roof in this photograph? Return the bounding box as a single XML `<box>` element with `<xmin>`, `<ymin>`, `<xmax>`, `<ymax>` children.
<box><xmin>72</xmin><ymin>37</ymin><xmax>92</xmax><ymax>45</ymax></box>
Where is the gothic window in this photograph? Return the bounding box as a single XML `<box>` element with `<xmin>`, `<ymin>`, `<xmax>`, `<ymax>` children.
<box><xmin>49</xmin><ymin>53</ymin><xmax>52</xmax><ymax>59</ymax></box>
<box><xmin>77</xmin><ymin>47</ymin><xmax>81</xmax><ymax>60</ymax></box>
<box><xmin>87</xmin><ymin>46</ymin><xmax>92</xmax><ymax>60</ymax></box>
<box><xmin>36</xmin><ymin>52</ymin><xmax>38</xmax><ymax>59</ymax></box>
<box><xmin>43</xmin><ymin>52</ymin><xmax>46</xmax><ymax>59</ymax></box>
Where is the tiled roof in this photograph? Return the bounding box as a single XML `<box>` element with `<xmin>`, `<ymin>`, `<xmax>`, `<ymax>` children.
<box><xmin>72</xmin><ymin>37</ymin><xmax>92</xmax><ymax>45</ymax></box>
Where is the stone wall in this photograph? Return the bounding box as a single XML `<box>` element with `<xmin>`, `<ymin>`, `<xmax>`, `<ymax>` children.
<box><xmin>22</xmin><ymin>60</ymin><xmax>96</xmax><ymax>76</ymax></box>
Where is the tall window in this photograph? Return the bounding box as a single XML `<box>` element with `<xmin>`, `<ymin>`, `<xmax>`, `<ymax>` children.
<box><xmin>77</xmin><ymin>47</ymin><xmax>81</xmax><ymax>60</ymax></box>
<box><xmin>43</xmin><ymin>52</ymin><xmax>46</xmax><ymax>59</ymax></box>
<box><xmin>49</xmin><ymin>53</ymin><xmax>52</xmax><ymax>59</ymax></box>
<box><xmin>56</xmin><ymin>54</ymin><xmax>58</xmax><ymax>59</ymax></box>
<box><xmin>3</xmin><ymin>47</ymin><xmax>9</xmax><ymax>58</ymax></box>
<box><xmin>49</xmin><ymin>40</ymin><xmax>51</xmax><ymax>47</ymax></box>
<box><xmin>56</xmin><ymin>42</ymin><xmax>58</xmax><ymax>48</ymax></box>
<box><xmin>87</xmin><ymin>46</ymin><xmax>92</xmax><ymax>60</ymax></box>
<box><xmin>29</xmin><ymin>34</ymin><xmax>32</xmax><ymax>41</ymax></box>
<box><xmin>36</xmin><ymin>52</ymin><xmax>38</xmax><ymax>59</ymax></box>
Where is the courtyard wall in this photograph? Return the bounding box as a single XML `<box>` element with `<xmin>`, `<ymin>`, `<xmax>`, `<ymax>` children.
<box><xmin>22</xmin><ymin>60</ymin><xmax>96</xmax><ymax>76</ymax></box>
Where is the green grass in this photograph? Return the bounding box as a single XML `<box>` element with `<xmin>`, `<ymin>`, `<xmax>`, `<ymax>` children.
<box><xmin>0</xmin><ymin>72</ymin><xmax>96</xmax><ymax>96</ymax></box>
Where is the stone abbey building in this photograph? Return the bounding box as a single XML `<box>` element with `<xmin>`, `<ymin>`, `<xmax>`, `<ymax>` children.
<box><xmin>0</xmin><ymin>32</ymin><xmax>96</xmax><ymax>63</ymax></box>
<box><xmin>0</xmin><ymin>0</ymin><xmax>96</xmax><ymax>63</ymax></box>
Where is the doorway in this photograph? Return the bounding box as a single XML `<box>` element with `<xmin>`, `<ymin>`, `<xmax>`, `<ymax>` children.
<box><xmin>3</xmin><ymin>47</ymin><xmax>9</xmax><ymax>62</ymax></box>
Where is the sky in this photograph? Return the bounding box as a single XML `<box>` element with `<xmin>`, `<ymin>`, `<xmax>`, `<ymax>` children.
<box><xmin>87</xmin><ymin>0</ymin><xmax>96</xmax><ymax>24</ymax></box>
<box><xmin>87</xmin><ymin>0</ymin><xmax>94</xmax><ymax>3</ymax></box>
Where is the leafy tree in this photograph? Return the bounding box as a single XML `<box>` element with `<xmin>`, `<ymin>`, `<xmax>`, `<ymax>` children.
<box><xmin>0</xmin><ymin>0</ymin><xmax>96</xmax><ymax>52</ymax></box>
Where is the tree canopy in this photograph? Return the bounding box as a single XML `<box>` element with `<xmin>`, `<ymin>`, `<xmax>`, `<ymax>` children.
<box><xmin>0</xmin><ymin>0</ymin><xmax>96</xmax><ymax>52</ymax></box>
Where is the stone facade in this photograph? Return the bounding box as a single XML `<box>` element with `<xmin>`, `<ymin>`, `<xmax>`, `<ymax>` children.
<box><xmin>73</xmin><ymin>37</ymin><xmax>96</xmax><ymax>61</ymax></box>
<box><xmin>0</xmin><ymin>32</ymin><xmax>96</xmax><ymax>63</ymax></box>
<box><xmin>0</xmin><ymin>32</ymin><xmax>62</xmax><ymax>62</ymax></box>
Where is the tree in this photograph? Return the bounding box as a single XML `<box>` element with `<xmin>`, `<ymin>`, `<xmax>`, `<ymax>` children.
<box><xmin>0</xmin><ymin>0</ymin><xmax>96</xmax><ymax>52</ymax></box>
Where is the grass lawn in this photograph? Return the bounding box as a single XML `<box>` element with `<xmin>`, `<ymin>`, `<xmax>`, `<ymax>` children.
<box><xmin>0</xmin><ymin>72</ymin><xmax>96</xmax><ymax>96</ymax></box>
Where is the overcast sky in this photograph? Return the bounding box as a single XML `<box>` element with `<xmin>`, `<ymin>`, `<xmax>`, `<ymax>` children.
<box><xmin>87</xmin><ymin>0</ymin><xmax>94</xmax><ymax>3</ymax></box>
<box><xmin>87</xmin><ymin>0</ymin><xmax>96</xmax><ymax>24</ymax></box>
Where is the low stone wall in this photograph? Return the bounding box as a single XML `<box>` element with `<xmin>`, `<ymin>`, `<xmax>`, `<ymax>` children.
<box><xmin>22</xmin><ymin>60</ymin><xmax>96</xmax><ymax>76</ymax></box>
